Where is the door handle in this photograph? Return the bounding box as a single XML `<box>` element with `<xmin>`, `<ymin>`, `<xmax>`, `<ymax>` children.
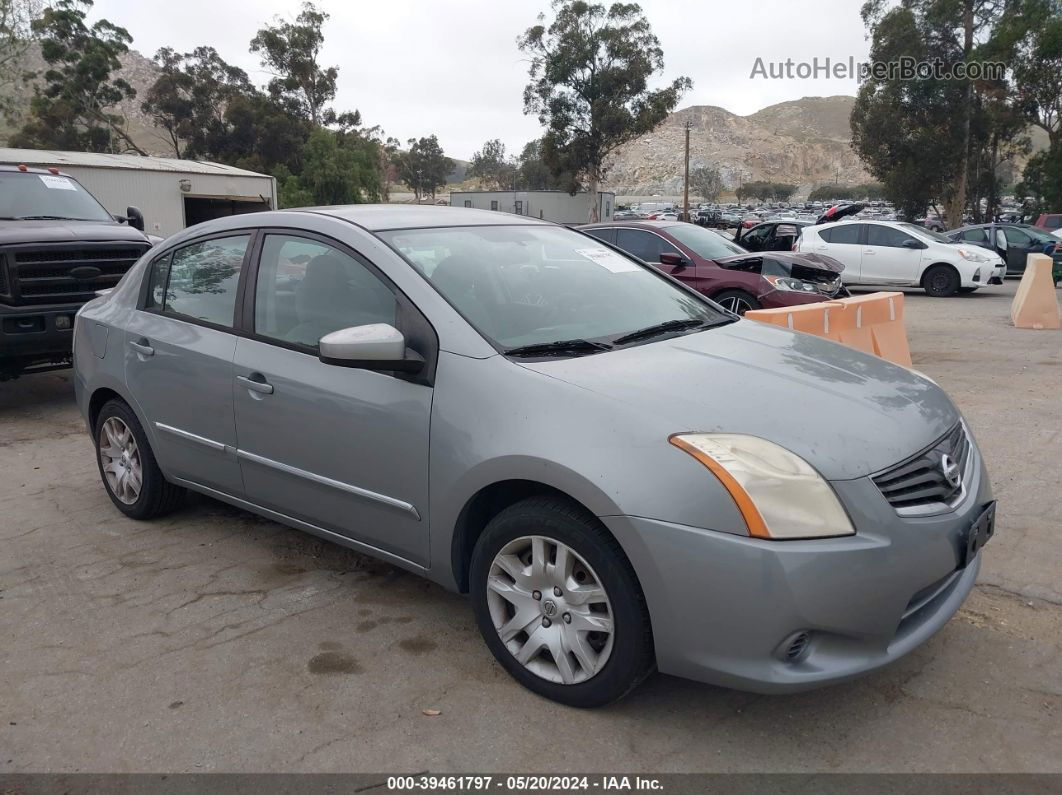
<box><xmin>129</xmin><ymin>339</ymin><xmax>154</xmax><ymax>357</ymax></box>
<box><xmin>863</xmin><ymin>249</ymin><xmax>875</xmax><ymax>255</ymax></box>
<box><xmin>236</xmin><ymin>374</ymin><xmax>274</xmax><ymax>395</ymax></box>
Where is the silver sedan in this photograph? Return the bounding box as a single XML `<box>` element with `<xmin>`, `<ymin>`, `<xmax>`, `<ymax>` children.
<box><xmin>73</xmin><ymin>206</ymin><xmax>994</xmax><ymax>706</ymax></box>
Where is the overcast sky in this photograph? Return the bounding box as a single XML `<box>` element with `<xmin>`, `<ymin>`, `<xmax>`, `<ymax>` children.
<box><xmin>91</xmin><ymin>0</ymin><xmax>872</xmax><ymax>160</ymax></box>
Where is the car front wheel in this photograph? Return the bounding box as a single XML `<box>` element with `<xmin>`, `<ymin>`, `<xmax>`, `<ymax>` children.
<box><xmin>923</xmin><ymin>264</ymin><xmax>961</xmax><ymax>297</ymax></box>
<box><xmin>713</xmin><ymin>289</ymin><xmax>762</xmax><ymax>315</ymax></box>
<box><xmin>470</xmin><ymin>496</ymin><xmax>654</xmax><ymax>707</ymax></box>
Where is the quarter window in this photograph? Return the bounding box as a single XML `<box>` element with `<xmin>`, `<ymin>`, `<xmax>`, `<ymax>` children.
<box><xmin>159</xmin><ymin>235</ymin><xmax>249</xmax><ymax>327</ymax></box>
<box><xmin>145</xmin><ymin>252</ymin><xmax>171</xmax><ymax>309</ymax></box>
<box><xmin>253</xmin><ymin>234</ymin><xmax>396</xmax><ymax>351</ymax></box>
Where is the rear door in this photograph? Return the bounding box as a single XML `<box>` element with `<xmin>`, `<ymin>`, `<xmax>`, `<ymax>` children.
<box><xmin>861</xmin><ymin>224</ymin><xmax>924</xmax><ymax>285</ymax></box>
<box><xmin>815</xmin><ymin>223</ymin><xmax>865</xmax><ymax>283</ymax></box>
<box><xmin>123</xmin><ymin>233</ymin><xmax>252</xmax><ymax>496</ymax></box>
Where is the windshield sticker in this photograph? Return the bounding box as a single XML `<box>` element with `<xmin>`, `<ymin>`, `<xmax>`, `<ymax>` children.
<box><xmin>575</xmin><ymin>247</ymin><xmax>640</xmax><ymax>273</ymax></box>
<box><xmin>39</xmin><ymin>174</ymin><xmax>77</xmax><ymax>191</ymax></box>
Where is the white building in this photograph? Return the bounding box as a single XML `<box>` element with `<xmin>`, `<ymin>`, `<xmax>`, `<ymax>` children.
<box><xmin>450</xmin><ymin>190</ymin><xmax>616</xmax><ymax>225</ymax></box>
<box><xmin>0</xmin><ymin>148</ymin><xmax>277</xmax><ymax>237</ymax></box>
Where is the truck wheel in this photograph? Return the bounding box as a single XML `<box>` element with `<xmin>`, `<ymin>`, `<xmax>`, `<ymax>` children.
<box><xmin>95</xmin><ymin>399</ymin><xmax>184</xmax><ymax>519</ymax></box>
<box><xmin>470</xmin><ymin>496</ymin><xmax>654</xmax><ymax>707</ymax></box>
<box><xmin>923</xmin><ymin>264</ymin><xmax>961</xmax><ymax>297</ymax></box>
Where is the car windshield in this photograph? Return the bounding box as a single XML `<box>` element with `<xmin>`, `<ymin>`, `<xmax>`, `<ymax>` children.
<box><xmin>379</xmin><ymin>225</ymin><xmax>733</xmax><ymax>351</ymax></box>
<box><xmin>0</xmin><ymin>171</ymin><xmax>113</xmax><ymax>222</ymax></box>
<box><xmin>901</xmin><ymin>222</ymin><xmax>950</xmax><ymax>243</ymax></box>
<box><xmin>664</xmin><ymin>223</ymin><xmax>747</xmax><ymax>258</ymax></box>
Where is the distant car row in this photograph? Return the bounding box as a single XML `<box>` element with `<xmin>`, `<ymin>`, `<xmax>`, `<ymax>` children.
<box><xmin>581</xmin><ymin>202</ymin><xmax>1009</xmax><ymax>308</ymax></box>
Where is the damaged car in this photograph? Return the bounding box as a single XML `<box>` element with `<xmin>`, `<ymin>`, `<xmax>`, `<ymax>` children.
<box><xmin>580</xmin><ymin>220</ymin><xmax>847</xmax><ymax>315</ymax></box>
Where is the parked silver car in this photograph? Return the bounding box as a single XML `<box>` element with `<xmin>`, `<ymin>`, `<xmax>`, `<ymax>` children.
<box><xmin>73</xmin><ymin>206</ymin><xmax>995</xmax><ymax>707</ymax></box>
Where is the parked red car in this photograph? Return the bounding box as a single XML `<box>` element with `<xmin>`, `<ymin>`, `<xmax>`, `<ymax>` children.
<box><xmin>579</xmin><ymin>220</ymin><xmax>847</xmax><ymax>315</ymax></box>
<box><xmin>1034</xmin><ymin>214</ymin><xmax>1062</xmax><ymax>234</ymax></box>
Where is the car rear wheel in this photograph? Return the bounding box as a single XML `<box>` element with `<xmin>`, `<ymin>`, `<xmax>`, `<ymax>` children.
<box><xmin>923</xmin><ymin>264</ymin><xmax>961</xmax><ymax>297</ymax></box>
<box><xmin>95</xmin><ymin>399</ymin><xmax>184</xmax><ymax>519</ymax></box>
<box><xmin>713</xmin><ymin>289</ymin><xmax>761</xmax><ymax>315</ymax></box>
<box><xmin>470</xmin><ymin>496</ymin><xmax>654</xmax><ymax>707</ymax></box>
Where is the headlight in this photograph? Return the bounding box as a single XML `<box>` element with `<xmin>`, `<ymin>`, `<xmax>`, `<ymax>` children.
<box><xmin>956</xmin><ymin>247</ymin><xmax>986</xmax><ymax>262</ymax></box>
<box><xmin>764</xmin><ymin>274</ymin><xmax>819</xmax><ymax>293</ymax></box>
<box><xmin>669</xmin><ymin>433</ymin><xmax>855</xmax><ymax>540</ymax></box>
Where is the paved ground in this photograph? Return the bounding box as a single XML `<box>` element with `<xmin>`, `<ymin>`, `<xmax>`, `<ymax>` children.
<box><xmin>1</xmin><ymin>280</ymin><xmax>1060</xmax><ymax>773</ymax></box>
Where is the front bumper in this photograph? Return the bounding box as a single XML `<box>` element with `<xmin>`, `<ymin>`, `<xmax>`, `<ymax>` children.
<box><xmin>603</xmin><ymin>439</ymin><xmax>992</xmax><ymax>693</ymax></box>
<box><xmin>0</xmin><ymin>302</ymin><xmax>79</xmax><ymax>373</ymax></box>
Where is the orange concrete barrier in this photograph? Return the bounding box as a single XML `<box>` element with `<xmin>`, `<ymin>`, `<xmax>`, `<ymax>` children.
<box><xmin>1011</xmin><ymin>253</ymin><xmax>1061</xmax><ymax>330</ymax></box>
<box><xmin>745</xmin><ymin>291</ymin><xmax>913</xmax><ymax>367</ymax></box>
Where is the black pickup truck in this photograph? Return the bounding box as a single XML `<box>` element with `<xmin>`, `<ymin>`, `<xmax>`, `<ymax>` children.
<box><xmin>0</xmin><ymin>164</ymin><xmax>154</xmax><ymax>380</ymax></box>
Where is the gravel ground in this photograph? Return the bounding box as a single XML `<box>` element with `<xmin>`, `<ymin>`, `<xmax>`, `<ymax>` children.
<box><xmin>1</xmin><ymin>279</ymin><xmax>1059</xmax><ymax>773</ymax></box>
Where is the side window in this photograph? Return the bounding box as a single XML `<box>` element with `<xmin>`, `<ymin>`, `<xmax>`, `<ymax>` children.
<box><xmin>867</xmin><ymin>225</ymin><xmax>914</xmax><ymax>248</ymax></box>
<box><xmin>615</xmin><ymin>229</ymin><xmax>678</xmax><ymax>262</ymax></box>
<box><xmin>162</xmin><ymin>235</ymin><xmax>249</xmax><ymax>327</ymax></box>
<box><xmin>742</xmin><ymin>225</ymin><xmax>771</xmax><ymax>246</ymax></box>
<box><xmin>959</xmin><ymin>228</ymin><xmax>988</xmax><ymax>243</ymax></box>
<box><xmin>826</xmin><ymin>223</ymin><xmax>862</xmax><ymax>245</ymax></box>
<box><xmin>583</xmin><ymin>228</ymin><xmax>615</xmax><ymax>245</ymax></box>
<box><xmin>1003</xmin><ymin>227</ymin><xmax>1032</xmax><ymax>247</ymax></box>
<box><xmin>145</xmin><ymin>252</ymin><xmax>171</xmax><ymax>309</ymax></box>
<box><xmin>253</xmin><ymin>234</ymin><xmax>397</xmax><ymax>351</ymax></box>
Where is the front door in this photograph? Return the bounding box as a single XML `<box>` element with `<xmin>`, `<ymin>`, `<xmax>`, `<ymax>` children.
<box><xmin>614</xmin><ymin>228</ymin><xmax>699</xmax><ymax>289</ymax></box>
<box><xmin>1000</xmin><ymin>226</ymin><xmax>1037</xmax><ymax>275</ymax></box>
<box><xmin>860</xmin><ymin>224</ymin><xmax>925</xmax><ymax>285</ymax></box>
<box><xmin>123</xmin><ymin>234</ymin><xmax>251</xmax><ymax>496</ymax></box>
<box><xmin>232</xmin><ymin>232</ymin><xmax>432</xmax><ymax>565</ymax></box>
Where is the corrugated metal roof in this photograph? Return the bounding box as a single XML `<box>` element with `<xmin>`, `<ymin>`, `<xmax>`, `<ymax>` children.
<box><xmin>0</xmin><ymin>148</ymin><xmax>270</xmax><ymax>178</ymax></box>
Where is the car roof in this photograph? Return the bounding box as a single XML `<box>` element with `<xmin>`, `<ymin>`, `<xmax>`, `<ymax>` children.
<box><xmin>579</xmin><ymin>220</ymin><xmax>679</xmax><ymax>230</ymax></box>
<box><xmin>302</xmin><ymin>204</ymin><xmax>554</xmax><ymax>231</ymax></box>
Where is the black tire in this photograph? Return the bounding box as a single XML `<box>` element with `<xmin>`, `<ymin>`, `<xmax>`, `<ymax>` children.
<box><xmin>923</xmin><ymin>264</ymin><xmax>961</xmax><ymax>297</ymax></box>
<box><xmin>94</xmin><ymin>398</ymin><xmax>184</xmax><ymax>519</ymax></box>
<box><xmin>470</xmin><ymin>496</ymin><xmax>654</xmax><ymax>708</ymax></box>
<box><xmin>712</xmin><ymin>289</ymin><xmax>762</xmax><ymax>316</ymax></box>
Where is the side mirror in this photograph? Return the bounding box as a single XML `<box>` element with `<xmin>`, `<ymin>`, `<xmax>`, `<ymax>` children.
<box><xmin>902</xmin><ymin>239</ymin><xmax>925</xmax><ymax>249</ymax></box>
<box><xmin>659</xmin><ymin>252</ymin><xmax>690</xmax><ymax>267</ymax></box>
<box><xmin>318</xmin><ymin>323</ymin><xmax>424</xmax><ymax>373</ymax></box>
<box><xmin>126</xmin><ymin>206</ymin><xmax>145</xmax><ymax>232</ymax></box>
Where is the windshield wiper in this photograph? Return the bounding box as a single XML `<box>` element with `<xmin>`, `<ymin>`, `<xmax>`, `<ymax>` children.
<box><xmin>612</xmin><ymin>318</ymin><xmax>713</xmax><ymax>346</ymax></box>
<box><xmin>505</xmin><ymin>339</ymin><xmax>613</xmax><ymax>358</ymax></box>
<box><xmin>16</xmin><ymin>215</ymin><xmax>88</xmax><ymax>221</ymax></box>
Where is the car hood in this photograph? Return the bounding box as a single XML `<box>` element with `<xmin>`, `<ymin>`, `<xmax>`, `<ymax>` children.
<box><xmin>0</xmin><ymin>219</ymin><xmax>150</xmax><ymax>246</ymax></box>
<box><xmin>519</xmin><ymin>320</ymin><xmax>958</xmax><ymax>480</ymax></box>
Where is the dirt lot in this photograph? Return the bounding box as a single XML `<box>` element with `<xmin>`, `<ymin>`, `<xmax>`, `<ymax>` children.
<box><xmin>1</xmin><ymin>280</ymin><xmax>1060</xmax><ymax>773</ymax></box>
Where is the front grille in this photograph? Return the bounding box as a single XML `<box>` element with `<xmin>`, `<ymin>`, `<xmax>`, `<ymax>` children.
<box><xmin>1</xmin><ymin>244</ymin><xmax>148</xmax><ymax>305</ymax></box>
<box><xmin>872</xmin><ymin>423</ymin><xmax>971</xmax><ymax>512</ymax></box>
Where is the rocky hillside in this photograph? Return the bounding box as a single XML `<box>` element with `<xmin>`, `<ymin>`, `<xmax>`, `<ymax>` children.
<box><xmin>604</xmin><ymin>96</ymin><xmax>871</xmax><ymax>196</ymax></box>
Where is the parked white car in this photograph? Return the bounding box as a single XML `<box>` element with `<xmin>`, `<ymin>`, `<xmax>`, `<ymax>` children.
<box><xmin>797</xmin><ymin>220</ymin><xmax>1006</xmax><ymax>296</ymax></box>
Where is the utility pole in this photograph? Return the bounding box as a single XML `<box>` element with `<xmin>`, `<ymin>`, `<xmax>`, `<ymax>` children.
<box><xmin>683</xmin><ymin>118</ymin><xmax>692</xmax><ymax>222</ymax></box>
